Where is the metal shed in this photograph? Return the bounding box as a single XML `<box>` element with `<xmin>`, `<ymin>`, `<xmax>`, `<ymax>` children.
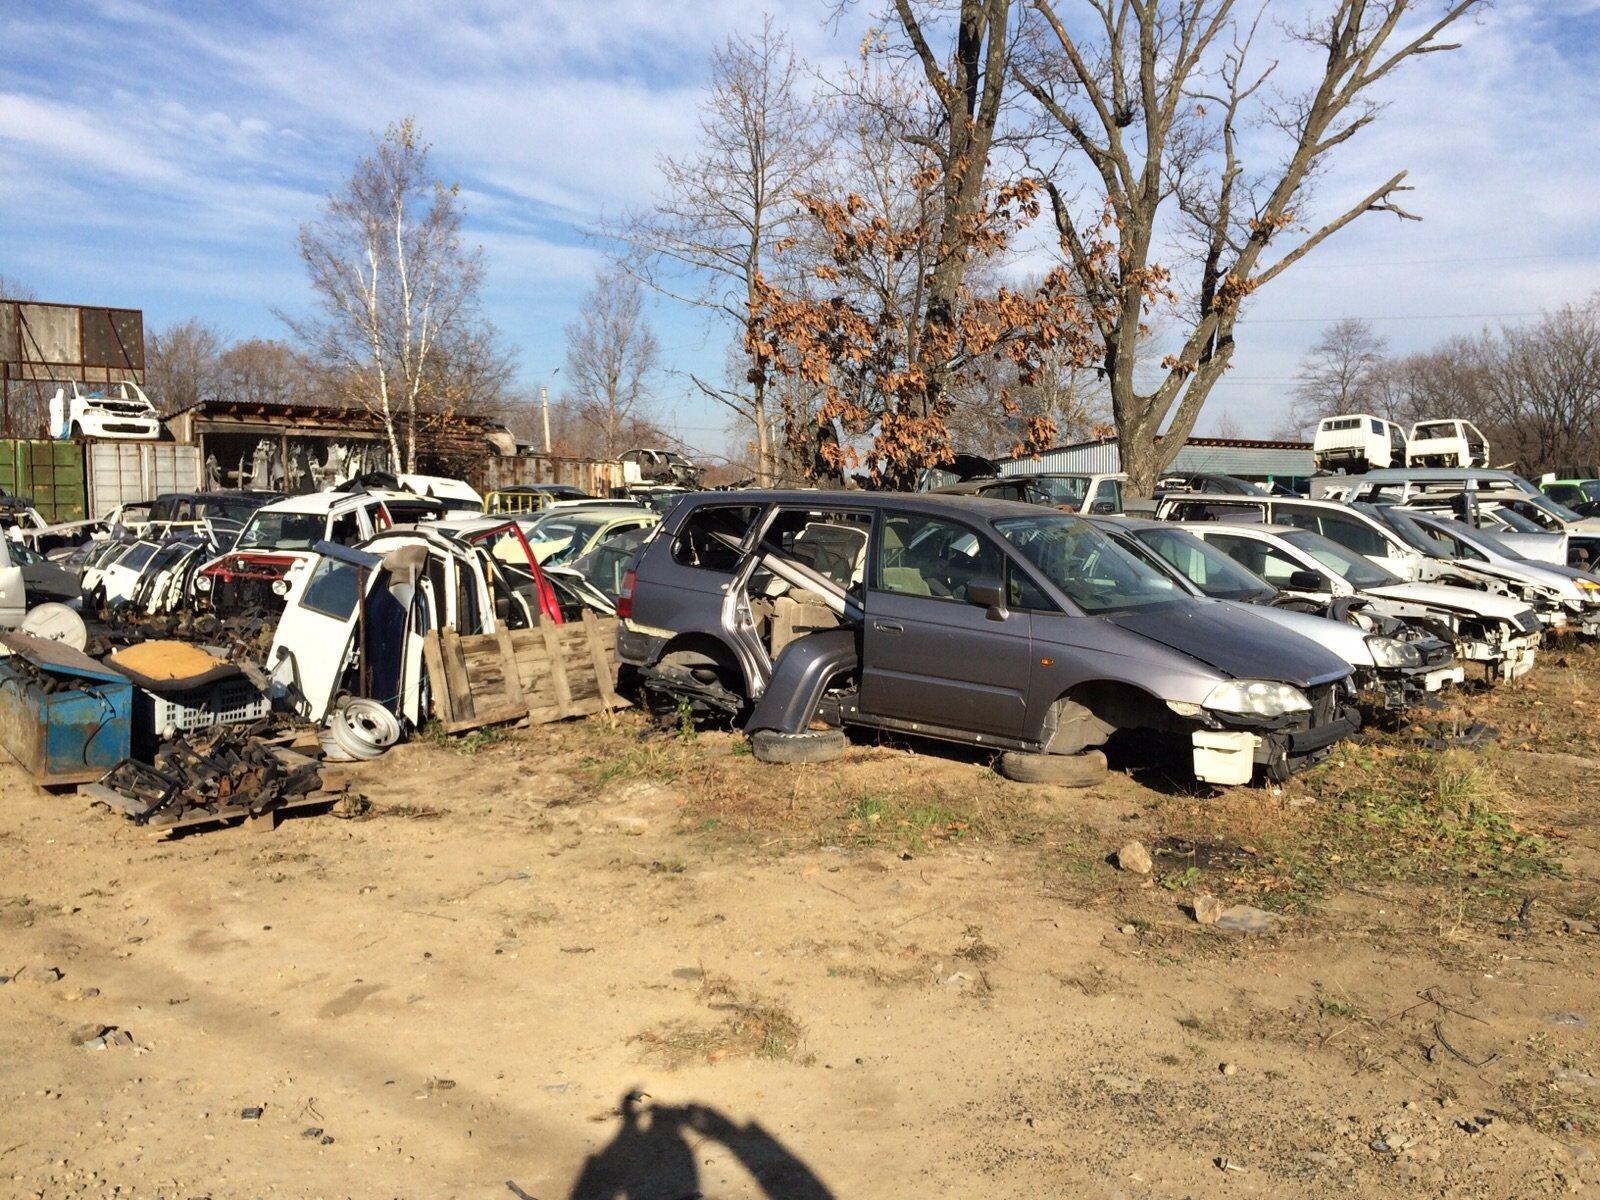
<box><xmin>998</xmin><ymin>435</ymin><xmax>1314</xmax><ymax>487</ymax></box>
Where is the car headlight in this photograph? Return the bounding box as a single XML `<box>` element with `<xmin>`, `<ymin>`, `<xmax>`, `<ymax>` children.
<box><xmin>1202</xmin><ymin>680</ymin><xmax>1312</xmax><ymax>718</ymax></box>
<box><xmin>1366</xmin><ymin>635</ymin><xmax>1423</xmax><ymax>669</ymax></box>
<box><xmin>194</xmin><ymin>574</ymin><xmax>212</xmax><ymax>592</ymax></box>
<box><xmin>1576</xmin><ymin>578</ymin><xmax>1600</xmax><ymax>595</ymax></box>
<box><xmin>270</xmin><ymin>579</ymin><xmax>290</xmax><ymax>596</ymax></box>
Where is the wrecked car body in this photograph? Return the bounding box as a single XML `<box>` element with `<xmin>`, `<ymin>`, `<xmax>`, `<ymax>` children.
<box><xmin>618</xmin><ymin>492</ymin><xmax>1361</xmax><ymax>786</ymax></box>
<box><xmin>1090</xmin><ymin>517</ymin><xmax>1462</xmax><ymax>711</ymax></box>
<box><xmin>1180</xmin><ymin>522</ymin><xmax>1543</xmax><ymax>684</ymax></box>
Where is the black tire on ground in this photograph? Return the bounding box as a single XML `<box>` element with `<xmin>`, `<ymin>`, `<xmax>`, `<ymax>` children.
<box><xmin>998</xmin><ymin>748</ymin><xmax>1108</xmax><ymax>787</ymax></box>
<box><xmin>751</xmin><ymin>727</ymin><xmax>848</xmax><ymax>765</ymax></box>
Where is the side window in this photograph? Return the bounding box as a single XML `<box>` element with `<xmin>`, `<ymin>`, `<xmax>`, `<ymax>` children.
<box><xmin>672</xmin><ymin>505</ymin><xmax>760</xmax><ymax>572</ymax></box>
<box><xmin>1389</xmin><ymin>425</ymin><xmax>1406</xmax><ymax>457</ymax></box>
<box><xmin>1007</xmin><ymin>563</ymin><xmax>1055</xmax><ymax>610</ymax></box>
<box><xmin>876</xmin><ymin>513</ymin><xmax>1002</xmax><ymax>603</ymax></box>
<box><xmin>300</xmin><ymin>559</ymin><xmax>361</xmax><ymax>619</ymax></box>
<box><xmin>754</xmin><ymin>508</ymin><xmax>871</xmax><ymax>590</ymax></box>
<box><xmin>1273</xmin><ymin>504</ymin><xmax>1321</xmax><ymax>534</ymax></box>
<box><xmin>1370</xmin><ymin>418</ymin><xmax>1383</xmax><ymax>435</ymax></box>
<box><xmin>328</xmin><ymin>512</ymin><xmax>362</xmax><ymax>546</ymax></box>
<box><xmin>1205</xmin><ymin>534</ymin><xmax>1300</xmax><ymax>585</ymax></box>
<box><xmin>1315</xmin><ymin>512</ymin><xmax>1389</xmax><ymax>557</ymax></box>
<box><xmin>1089</xmin><ymin>480</ymin><xmax>1121</xmax><ymax>512</ymax></box>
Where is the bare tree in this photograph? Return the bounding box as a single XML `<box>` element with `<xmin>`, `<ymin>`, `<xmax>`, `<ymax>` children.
<box><xmin>1477</xmin><ymin>298</ymin><xmax>1600</xmax><ymax>473</ymax></box>
<box><xmin>623</xmin><ymin>20</ymin><xmax>822</xmax><ymax>484</ymax></box>
<box><xmin>145</xmin><ymin>318</ymin><xmax>224</xmax><ymax>413</ymax></box>
<box><xmin>289</xmin><ymin>118</ymin><xmax>492</xmax><ymax>471</ymax></box>
<box><xmin>563</xmin><ymin>268</ymin><xmax>661</xmax><ymax>460</ymax></box>
<box><xmin>1292</xmin><ymin>317</ymin><xmax>1390</xmax><ymax>427</ymax></box>
<box><xmin>1018</xmin><ymin>0</ymin><xmax>1485</xmax><ymax>494</ymax></box>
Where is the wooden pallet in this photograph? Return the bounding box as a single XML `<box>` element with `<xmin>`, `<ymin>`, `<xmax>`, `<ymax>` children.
<box><xmin>423</xmin><ymin>613</ymin><xmax>629</xmax><ymax>734</ymax></box>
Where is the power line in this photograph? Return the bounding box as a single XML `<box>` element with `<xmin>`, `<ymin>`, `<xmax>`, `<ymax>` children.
<box><xmin>1290</xmin><ymin>250</ymin><xmax>1600</xmax><ymax>270</ymax></box>
<box><xmin>1240</xmin><ymin>310</ymin><xmax>1541</xmax><ymax>325</ymax></box>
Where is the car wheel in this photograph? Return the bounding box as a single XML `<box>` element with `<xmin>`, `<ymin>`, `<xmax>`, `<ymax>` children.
<box><xmin>998</xmin><ymin>749</ymin><xmax>1108</xmax><ymax>788</ymax></box>
<box><xmin>751</xmin><ymin>727</ymin><xmax>848</xmax><ymax>765</ymax></box>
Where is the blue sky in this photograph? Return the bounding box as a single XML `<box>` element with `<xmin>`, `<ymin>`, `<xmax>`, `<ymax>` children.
<box><xmin>3</xmin><ymin>0</ymin><xmax>1599</xmax><ymax>458</ymax></box>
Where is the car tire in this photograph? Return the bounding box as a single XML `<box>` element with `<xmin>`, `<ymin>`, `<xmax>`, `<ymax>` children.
<box><xmin>998</xmin><ymin>748</ymin><xmax>1108</xmax><ymax>787</ymax></box>
<box><xmin>751</xmin><ymin>727</ymin><xmax>848</xmax><ymax>765</ymax></box>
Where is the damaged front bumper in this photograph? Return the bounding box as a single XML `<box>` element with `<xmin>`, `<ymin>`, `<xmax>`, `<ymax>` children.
<box><xmin>1191</xmin><ymin>683</ymin><xmax>1362</xmax><ymax>786</ymax></box>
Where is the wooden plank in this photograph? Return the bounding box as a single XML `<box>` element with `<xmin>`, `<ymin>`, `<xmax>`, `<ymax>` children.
<box><xmin>492</xmin><ymin>627</ymin><xmax>527</xmax><ymax>709</ymax></box>
<box><xmin>576</xmin><ymin>612</ymin><xmax>610</xmax><ymax>706</ymax></box>
<box><xmin>538</xmin><ymin>617</ymin><xmax>574</xmax><ymax>718</ymax></box>
<box><xmin>439</xmin><ymin>629</ymin><xmax>476</xmax><ymax>723</ymax></box>
<box><xmin>422</xmin><ymin>630</ymin><xmax>454</xmax><ymax>724</ymax></box>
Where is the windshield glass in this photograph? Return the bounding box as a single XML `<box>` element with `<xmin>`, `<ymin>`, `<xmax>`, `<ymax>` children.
<box><xmin>538</xmin><ymin>515</ymin><xmax>615</xmax><ymax>566</ymax></box>
<box><xmin>571</xmin><ymin>530</ymin><xmax>646</xmax><ymax>599</ymax></box>
<box><xmin>993</xmin><ymin>514</ymin><xmax>1185</xmax><ymax>614</ymax></box>
<box><xmin>237</xmin><ymin>511</ymin><xmax>326</xmax><ymax>551</ymax></box>
<box><xmin>1020</xmin><ymin>476</ymin><xmax>1092</xmax><ymax>510</ymax></box>
<box><xmin>1521</xmin><ymin>492</ymin><xmax>1583</xmax><ymax>523</ymax></box>
<box><xmin>1357</xmin><ymin>503</ymin><xmax>1443</xmax><ymax>558</ymax></box>
<box><xmin>1415</xmin><ymin>422</ymin><xmax>1457</xmax><ymax>439</ymax></box>
<box><xmin>1485</xmin><ymin>506</ymin><xmax>1546</xmax><ymax>533</ymax></box>
<box><xmin>205</xmin><ymin>497</ymin><xmax>269</xmax><ymax>525</ymax></box>
<box><xmin>1282</xmin><ymin>529</ymin><xmax>1403</xmax><ymax>588</ymax></box>
<box><xmin>1132</xmin><ymin>526</ymin><xmax>1275</xmax><ymax>601</ymax></box>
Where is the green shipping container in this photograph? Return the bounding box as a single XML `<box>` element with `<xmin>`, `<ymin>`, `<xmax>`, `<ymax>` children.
<box><xmin>0</xmin><ymin>440</ymin><xmax>87</xmax><ymax>522</ymax></box>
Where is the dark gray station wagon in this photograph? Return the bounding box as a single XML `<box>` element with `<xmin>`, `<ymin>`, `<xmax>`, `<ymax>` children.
<box><xmin>616</xmin><ymin>491</ymin><xmax>1358</xmax><ymax>784</ymax></box>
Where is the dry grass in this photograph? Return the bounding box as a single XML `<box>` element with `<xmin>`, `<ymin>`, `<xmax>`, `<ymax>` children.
<box><xmin>633</xmin><ymin>974</ymin><xmax>807</xmax><ymax>1067</ymax></box>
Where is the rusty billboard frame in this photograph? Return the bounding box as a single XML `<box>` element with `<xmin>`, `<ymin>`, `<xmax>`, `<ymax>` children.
<box><xmin>0</xmin><ymin>298</ymin><xmax>145</xmax><ymax>435</ymax></box>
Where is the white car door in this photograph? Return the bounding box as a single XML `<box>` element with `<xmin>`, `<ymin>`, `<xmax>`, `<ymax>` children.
<box><xmin>0</xmin><ymin>538</ymin><xmax>24</xmax><ymax>627</ymax></box>
<box><xmin>268</xmin><ymin>543</ymin><xmax>384</xmax><ymax>722</ymax></box>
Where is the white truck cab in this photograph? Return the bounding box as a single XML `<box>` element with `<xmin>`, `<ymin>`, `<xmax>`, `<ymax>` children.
<box><xmin>1407</xmin><ymin>419</ymin><xmax>1490</xmax><ymax>469</ymax></box>
<box><xmin>1313</xmin><ymin>414</ymin><xmax>1408</xmax><ymax>473</ymax></box>
<box><xmin>49</xmin><ymin>381</ymin><xmax>161</xmax><ymax>440</ymax></box>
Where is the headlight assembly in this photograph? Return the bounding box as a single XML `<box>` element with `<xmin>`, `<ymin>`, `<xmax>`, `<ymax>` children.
<box><xmin>1202</xmin><ymin>680</ymin><xmax>1312</xmax><ymax>719</ymax></box>
<box><xmin>270</xmin><ymin>579</ymin><xmax>290</xmax><ymax>596</ymax></box>
<box><xmin>194</xmin><ymin>574</ymin><xmax>212</xmax><ymax>592</ymax></box>
<box><xmin>1366</xmin><ymin>635</ymin><xmax>1423</xmax><ymax>669</ymax></box>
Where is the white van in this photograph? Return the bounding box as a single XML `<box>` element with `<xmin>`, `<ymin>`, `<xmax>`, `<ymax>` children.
<box><xmin>1407</xmin><ymin>420</ymin><xmax>1489</xmax><ymax>469</ymax></box>
<box><xmin>1313</xmin><ymin>414</ymin><xmax>1408</xmax><ymax>473</ymax></box>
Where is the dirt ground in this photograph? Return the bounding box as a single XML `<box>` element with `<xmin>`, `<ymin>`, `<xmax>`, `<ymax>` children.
<box><xmin>2</xmin><ymin>648</ymin><xmax>1599</xmax><ymax>1200</ymax></box>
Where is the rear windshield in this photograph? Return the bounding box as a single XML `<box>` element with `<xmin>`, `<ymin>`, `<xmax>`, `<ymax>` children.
<box><xmin>1414</xmin><ymin>422</ymin><xmax>1457</xmax><ymax>439</ymax></box>
<box><xmin>994</xmin><ymin>514</ymin><xmax>1184</xmax><ymax>614</ymax></box>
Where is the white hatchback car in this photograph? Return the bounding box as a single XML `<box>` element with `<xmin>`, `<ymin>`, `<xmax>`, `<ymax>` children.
<box><xmin>49</xmin><ymin>382</ymin><xmax>161</xmax><ymax>440</ymax></box>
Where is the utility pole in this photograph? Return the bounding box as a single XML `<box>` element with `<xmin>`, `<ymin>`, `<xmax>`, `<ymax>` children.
<box><xmin>540</xmin><ymin>384</ymin><xmax>552</xmax><ymax>454</ymax></box>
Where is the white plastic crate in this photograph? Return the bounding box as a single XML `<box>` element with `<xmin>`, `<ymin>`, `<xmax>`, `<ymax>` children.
<box><xmin>136</xmin><ymin>677</ymin><xmax>270</xmax><ymax>737</ymax></box>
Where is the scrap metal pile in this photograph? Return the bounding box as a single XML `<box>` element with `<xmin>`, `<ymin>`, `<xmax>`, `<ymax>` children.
<box><xmin>1</xmin><ymin>472</ymin><xmax>655</xmax><ymax>833</ymax></box>
<box><xmin>97</xmin><ymin>721</ymin><xmax>321</xmax><ymax>827</ymax></box>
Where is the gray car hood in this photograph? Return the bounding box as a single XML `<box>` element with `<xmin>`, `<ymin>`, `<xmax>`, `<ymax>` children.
<box><xmin>1107</xmin><ymin>601</ymin><xmax>1351</xmax><ymax>689</ymax></box>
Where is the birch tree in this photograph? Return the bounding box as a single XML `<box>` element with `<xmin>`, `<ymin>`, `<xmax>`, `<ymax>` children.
<box><xmin>290</xmin><ymin>118</ymin><xmax>488</xmax><ymax>471</ymax></box>
<box><xmin>1017</xmin><ymin>0</ymin><xmax>1485</xmax><ymax>495</ymax></box>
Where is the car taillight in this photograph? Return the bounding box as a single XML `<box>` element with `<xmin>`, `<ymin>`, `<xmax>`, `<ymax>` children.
<box><xmin>617</xmin><ymin>569</ymin><xmax>636</xmax><ymax>619</ymax></box>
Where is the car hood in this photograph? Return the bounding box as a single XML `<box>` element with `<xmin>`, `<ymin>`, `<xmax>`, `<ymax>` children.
<box><xmin>1366</xmin><ymin>581</ymin><xmax>1533</xmax><ymax>621</ymax></box>
<box><xmin>1219</xmin><ymin>601</ymin><xmax>1370</xmax><ymax>667</ymax></box>
<box><xmin>1106</xmin><ymin>601</ymin><xmax>1351</xmax><ymax>688</ymax></box>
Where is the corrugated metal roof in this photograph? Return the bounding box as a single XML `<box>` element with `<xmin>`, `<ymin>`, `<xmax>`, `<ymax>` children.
<box><xmin>998</xmin><ymin>435</ymin><xmax>1313</xmax><ymax>480</ymax></box>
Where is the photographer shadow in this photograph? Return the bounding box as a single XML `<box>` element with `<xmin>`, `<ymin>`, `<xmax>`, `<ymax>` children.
<box><xmin>569</xmin><ymin>1091</ymin><xmax>834</xmax><ymax>1200</ymax></box>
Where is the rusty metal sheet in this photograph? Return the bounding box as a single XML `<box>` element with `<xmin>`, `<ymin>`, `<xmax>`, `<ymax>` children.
<box><xmin>81</xmin><ymin>309</ymin><xmax>144</xmax><ymax>371</ymax></box>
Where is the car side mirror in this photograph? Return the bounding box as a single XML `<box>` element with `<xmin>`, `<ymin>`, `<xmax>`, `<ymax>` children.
<box><xmin>1287</xmin><ymin>569</ymin><xmax>1327</xmax><ymax>592</ymax></box>
<box><xmin>967</xmin><ymin>576</ymin><xmax>1008</xmax><ymax>619</ymax></box>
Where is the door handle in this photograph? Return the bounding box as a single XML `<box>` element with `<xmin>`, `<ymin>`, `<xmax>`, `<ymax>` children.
<box><xmin>872</xmin><ymin>620</ymin><xmax>903</xmax><ymax>634</ymax></box>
